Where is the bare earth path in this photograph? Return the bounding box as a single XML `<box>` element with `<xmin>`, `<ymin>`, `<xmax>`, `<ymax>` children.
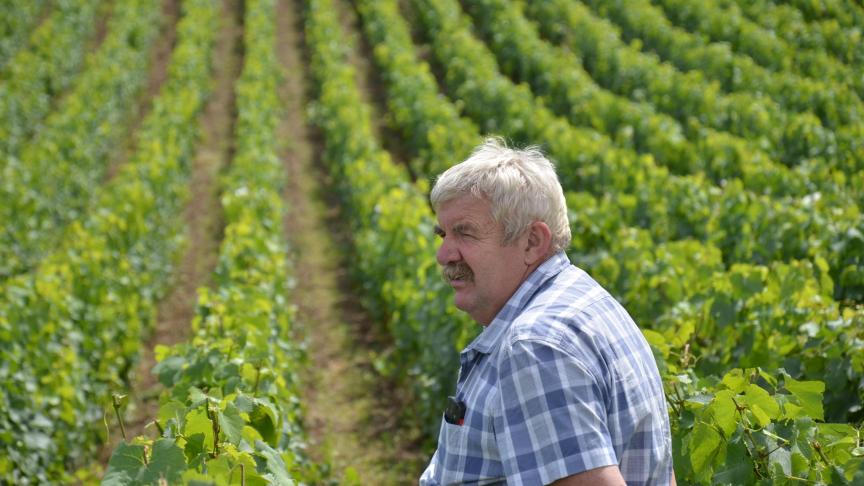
<box><xmin>277</xmin><ymin>0</ymin><xmax>429</xmax><ymax>483</ymax></box>
<box><xmin>96</xmin><ymin>0</ymin><xmax>241</xmax><ymax>472</ymax></box>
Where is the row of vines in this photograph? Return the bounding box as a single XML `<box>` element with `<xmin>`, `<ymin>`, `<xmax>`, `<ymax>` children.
<box><xmin>1</xmin><ymin>0</ymin><xmax>216</xmax><ymax>480</ymax></box>
<box><xmin>103</xmin><ymin>0</ymin><xmax>324</xmax><ymax>481</ymax></box>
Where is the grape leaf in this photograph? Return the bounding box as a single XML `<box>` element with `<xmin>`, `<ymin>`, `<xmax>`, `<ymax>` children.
<box><xmin>184</xmin><ymin>408</ymin><xmax>214</xmax><ymax>453</ymax></box>
<box><xmin>257</xmin><ymin>440</ymin><xmax>296</xmax><ymax>486</ymax></box>
<box><xmin>140</xmin><ymin>439</ymin><xmax>185</xmax><ymax>484</ymax></box>
<box><xmin>218</xmin><ymin>402</ymin><xmax>244</xmax><ymax>445</ymax></box>
<box><xmin>709</xmin><ymin>390</ymin><xmax>738</xmax><ymax>438</ymax></box>
<box><xmin>689</xmin><ymin>422</ymin><xmax>722</xmax><ymax>483</ymax></box>
<box><xmin>153</xmin><ymin>356</ymin><xmax>185</xmax><ymax>387</ymax></box>
<box><xmin>744</xmin><ymin>384</ymin><xmax>780</xmax><ymax>427</ymax></box>
<box><xmin>768</xmin><ymin>445</ymin><xmax>792</xmax><ymax>477</ymax></box>
<box><xmin>721</xmin><ymin>369</ymin><xmax>748</xmax><ymax>394</ymax></box>
<box><xmin>712</xmin><ymin>439</ymin><xmax>755</xmax><ymax>485</ymax></box>
<box><xmin>784</xmin><ymin>375</ymin><xmax>825</xmax><ymax>421</ymax></box>
<box><xmin>102</xmin><ymin>442</ymin><xmax>146</xmax><ymax>486</ymax></box>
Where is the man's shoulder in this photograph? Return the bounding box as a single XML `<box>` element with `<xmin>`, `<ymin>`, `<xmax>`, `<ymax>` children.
<box><xmin>503</xmin><ymin>263</ymin><xmax>651</xmax><ymax>364</ymax></box>
<box><xmin>505</xmin><ymin>266</ymin><xmax>614</xmax><ymax>351</ymax></box>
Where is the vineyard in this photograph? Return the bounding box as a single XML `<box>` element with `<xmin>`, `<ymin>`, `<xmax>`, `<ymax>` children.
<box><xmin>0</xmin><ymin>0</ymin><xmax>862</xmax><ymax>483</ymax></box>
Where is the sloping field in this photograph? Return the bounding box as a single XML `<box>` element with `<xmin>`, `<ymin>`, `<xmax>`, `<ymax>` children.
<box><xmin>0</xmin><ymin>0</ymin><xmax>862</xmax><ymax>483</ymax></box>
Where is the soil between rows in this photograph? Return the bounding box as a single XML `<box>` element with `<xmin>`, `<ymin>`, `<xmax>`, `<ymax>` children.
<box><xmin>278</xmin><ymin>0</ymin><xmax>429</xmax><ymax>482</ymax></box>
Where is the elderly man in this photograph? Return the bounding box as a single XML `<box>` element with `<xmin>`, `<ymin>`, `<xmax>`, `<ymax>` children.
<box><xmin>419</xmin><ymin>138</ymin><xmax>674</xmax><ymax>485</ymax></box>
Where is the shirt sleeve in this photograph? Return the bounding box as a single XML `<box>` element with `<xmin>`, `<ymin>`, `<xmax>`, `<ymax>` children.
<box><xmin>493</xmin><ymin>338</ymin><xmax>618</xmax><ymax>486</ymax></box>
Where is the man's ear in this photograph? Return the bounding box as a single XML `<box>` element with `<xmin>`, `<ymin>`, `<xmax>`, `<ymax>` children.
<box><xmin>524</xmin><ymin>221</ymin><xmax>552</xmax><ymax>266</ymax></box>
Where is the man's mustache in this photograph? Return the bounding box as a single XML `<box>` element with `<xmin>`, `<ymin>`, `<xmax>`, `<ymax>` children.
<box><xmin>442</xmin><ymin>262</ymin><xmax>474</xmax><ymax>283</ymax></box>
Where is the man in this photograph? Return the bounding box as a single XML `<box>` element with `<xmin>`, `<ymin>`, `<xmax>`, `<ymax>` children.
<box><xmin>419</xmin><ymin>138</ymin><xmax>674</xmax><ymax>485</ymax></box>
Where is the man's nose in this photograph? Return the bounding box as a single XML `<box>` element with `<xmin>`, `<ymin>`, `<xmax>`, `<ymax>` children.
<box><xmin>436</xmin><ymin>237</ymin><xmax>460</xmax><ymax>266</ymax></box>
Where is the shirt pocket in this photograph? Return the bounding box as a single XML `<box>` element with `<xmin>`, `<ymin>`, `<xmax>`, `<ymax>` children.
<box><xmin>441</xmin><ymin>419</ymin><xmax>470</xmax><ymax>478</ymax></box>
<box><xmin>442</xmin><ymin>419</ymin><xmax>469</xmax><ymax>453</ymax></box>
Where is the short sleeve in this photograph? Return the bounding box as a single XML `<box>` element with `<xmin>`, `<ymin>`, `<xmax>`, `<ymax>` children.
<box><xmin>493</xmin><ymin>339</ymin><xmax>618</xmax><ymax>486</ymax></box>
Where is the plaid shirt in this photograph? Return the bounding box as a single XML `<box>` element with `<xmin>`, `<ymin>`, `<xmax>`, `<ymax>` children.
<box><xmin>420</xmin><ymin>251</ymin><xmax>673</xmax><ymax>485</ymax></box>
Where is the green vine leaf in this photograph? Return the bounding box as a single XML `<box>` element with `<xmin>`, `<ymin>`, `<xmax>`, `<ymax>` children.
<box><xmin>689</xmin><ymin>421</ymin><xmax>722</xmax><ymax>483</ymax></box>
<box><xmin>184</xmin><ymin>408</ymin><xmax>214</xmax><ymax>453</ymax></box>
<box><xmin>140</xmin><ymin>439</ymin><xmax>186</xmax><ymax>484</ymax></box>
<box><xmin>218</xmin><ymin>402</ymin><xmax>244</xmax><ymax>445</ymax></box>
<box><xmin>712</xmin><ymin>439</ymin><xmax>755</xmax><ymax>485</ymax></box>
<box><xmin>721</xmin><ymin>369</ymin><xmax>748</xmax><ymax>394</ymax></box>
<box><xmin>783</xmin><ymin>374</ymin><xmax>825</xmax><ymax>421</ymax></box>
<box><xmin>102</xmin><ymin>442</ymin><xmax>147</xmax><ymax>486</ymax></box>
<box><xmin>744</xmin><ymin>384</ymin><xmax>780</xmax><ymax>427</ymax></box>
<box><xmin>708</xmin><ymin>390</ymin><xmax>738</xmax><ymax>438</ymax></box>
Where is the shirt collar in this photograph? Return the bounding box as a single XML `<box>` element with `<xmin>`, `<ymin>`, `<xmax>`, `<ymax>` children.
<box><xmin>462</xmin><ymin>251</ymin><xmax>571</xmax><ymax>356</ymax></box>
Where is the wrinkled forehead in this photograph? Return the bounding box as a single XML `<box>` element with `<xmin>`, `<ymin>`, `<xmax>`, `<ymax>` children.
<box><xmin>435</xmin><ymin>195</ymin><xmax>500</xmax><ymax>231</ymax></box>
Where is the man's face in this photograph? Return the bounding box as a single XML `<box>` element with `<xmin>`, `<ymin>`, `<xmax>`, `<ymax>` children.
<box><xmin>435</xmin><ymin>195</ymin><xmax>528</xmax><ymax>325</ymax></box>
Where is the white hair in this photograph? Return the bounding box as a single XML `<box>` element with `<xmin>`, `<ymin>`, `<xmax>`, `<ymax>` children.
<box><xmin>430</xmin><ymin>137</ymin><xmax>572</xmax><ymax>253</ymax></box>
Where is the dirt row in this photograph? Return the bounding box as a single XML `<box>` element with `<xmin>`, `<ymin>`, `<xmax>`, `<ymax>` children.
<box><xmin>278</xmin><ymin>0</ymin><xmax>429</xmax><ymax>482</ymax></box>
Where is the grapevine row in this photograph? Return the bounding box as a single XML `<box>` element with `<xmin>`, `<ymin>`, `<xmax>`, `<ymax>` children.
<box><xmin>354</xmin><ymin>0</ymin><xmax>479</xmax><ymax>177</ymax></box>
<box><xmin>0</xmin><ymin>0</ymin><xmax>161</xmax><ymax>280</ymax></box>
<box><xmin>411</xmin><ymin>0</ymin><xmax>864</xmax><ymax>303</ymax></box>
<box><xmin>521</xmin><ymin>0</ymin><xmax>864</xmax><ymax>177</ymax></box>
<box><xmin>103</xmin><ymin>0</ymin><xmax>325</xmax><ymax>481</ymax></box>
<box><xmin>0</xmin><ymin>0</ymin><xmax>100</xmax><ymax>160</ymax></box>
<box><xmin>785</xmin><ymin>0</ymin><xmax>864</xmax><ymax>28</ymax></box>
<box><xmin>728</xmin><ymin>0</ymin><xmax>863</xmax><ymax>66</ymax></box>
<box><xmin>0</xmin><ymin>0</ymin><xmax>48</xmax><ymax>71</ymax></box>
<box><xmin>584</xmin><ymin>0</ymin><xmax>863</xmax><ymax>131</ymax></box>
<box><xmin>463</xmin><ymin>0</ymin><xmax>855</xmax><ymax>202</ymax></box>
<box><xmin>651</xmin><ymin>0</ymin><xmax>863</xmax><ymax>100</ymax></box>
<box><xmin>0</xmin><ymin>0</ymin><xmax>217</xmax><ymax>479</ymax></box>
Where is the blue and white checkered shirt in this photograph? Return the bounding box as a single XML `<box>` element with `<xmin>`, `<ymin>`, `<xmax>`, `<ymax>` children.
<box><xmin>420</xmin><ymin>251</ymin><xmax>673</xmax><ymax>485</ymax></box>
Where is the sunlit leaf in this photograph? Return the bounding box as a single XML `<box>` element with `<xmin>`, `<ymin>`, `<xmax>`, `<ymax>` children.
<box><xmin>708</xmin><ymin>390</ymin><xmax>738</xmax><ymax>438</ymax></box>
<box><xmin>784</xmin><ymin>375</ymin><xmax>825</xmax><ymax>421</ymax></box>
<box><xmin>689</xmin><ymin>422</ymin><xmax>722</xmax><ymax>483</ymax></box>
<box><xmin>744</xmin><ymin>384</ymin><xmax>780</xmax><ymax>427</ymax></box>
